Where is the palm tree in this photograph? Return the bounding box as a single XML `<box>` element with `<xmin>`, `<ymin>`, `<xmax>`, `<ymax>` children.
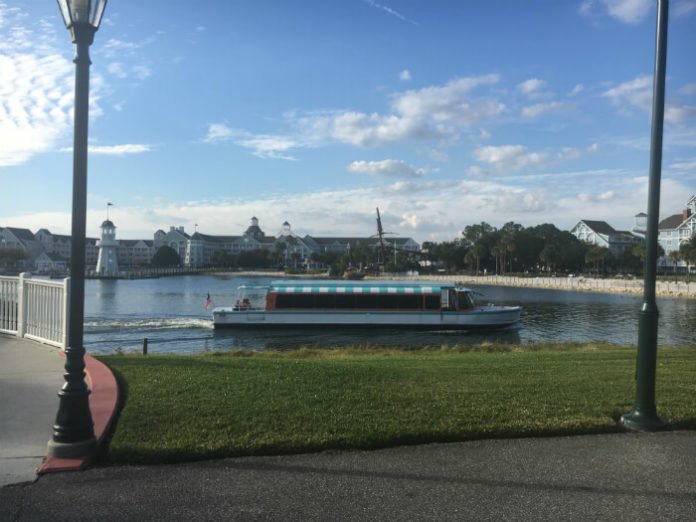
<box><xmin>585</xmin><ymin>246</ymin><xmax>610</xmax><ymax>275</ymax></box>
<box><xmin>667</xmin><ymin>250</ymin><xmax>681</xmax><ymax>275</ymax></box>
<box><xmin>679</xmin><ymin>237</ymin><xmax>696</xmax><ymax>283</ymax></box>
<box><xmin>490</xmin><ymin>245</ymin><xmax>501</xmax><ymax>275</ymax></box>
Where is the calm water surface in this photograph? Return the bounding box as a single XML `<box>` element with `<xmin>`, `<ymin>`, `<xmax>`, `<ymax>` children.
<box><xmin>84</xmin><ymin>275</ymin><xmax>695</xmax><ymax>354</ymax></box>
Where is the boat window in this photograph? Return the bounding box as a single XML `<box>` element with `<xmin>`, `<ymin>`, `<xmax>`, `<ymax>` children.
<box><xmin>235</xmin><ymin>287</ymin><xmax>268</xmax><ymax>310</ymax></box>
<box><xmin>457</xmin><ymin>291</ymin><xmax>475</xmax><ymax>309</ymax></box>
<box><xmin>424</xmin><ymin>295</ymin><xmax>440</xmax><ymax>310</ymax></box>
<box><xmin>273</xmin><ymin>292</ymin><xmax>439</xmax><ymax>310</ymax></box>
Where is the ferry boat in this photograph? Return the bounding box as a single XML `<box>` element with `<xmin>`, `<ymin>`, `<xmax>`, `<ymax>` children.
<box><xmin>212</xmin><ymin>280</ymin><xmax>521</xmax><ymax>329</ymax></box>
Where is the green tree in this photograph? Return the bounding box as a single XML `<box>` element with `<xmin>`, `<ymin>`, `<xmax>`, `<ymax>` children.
<box><xmin>678</xmin><ymin>236</ymin><xmax>696</xmax><ymax>283</ymax></box>
<box><xmin>210</xmin><ymin>250</ymin><xmax>236</xmax><ymax>268</ymax></box>
<box><xmin>585</xmin><ymin>246</ymin><xmax>611</xmax><ymax>275</ymax></box>
<box><xmin>238</xmin><ymin>249</ymin><xmax>273</xmax><ymax>269</ymax></box>
<box><xmin>0</xmin><ymin>248</ymin><xmax>28</xmax><ymax>272</ymax></box>
<box><xmin>152</xmin><ymin>246</ymin><xmax>181</xmax><ymax>268</ymax></box>
<box><xmin>538</xmin><ymin>244</ymin><xmax>562</xmax><ymax>273</ymax></box>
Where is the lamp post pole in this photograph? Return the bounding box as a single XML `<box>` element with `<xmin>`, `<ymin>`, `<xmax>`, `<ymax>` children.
<box><xmin>49</xmin><ymin>0</ymin><xmax>107</xmax><ymax>458</ymax></box>
<box><xmin>620</xmin><ymin>0</ymin><xmax>669</xmax><ymax>432</ymax></box>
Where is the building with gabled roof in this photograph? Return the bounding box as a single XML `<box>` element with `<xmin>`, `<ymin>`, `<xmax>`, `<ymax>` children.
<box><xmin>570</xmin><ymin>219</ymin><xmax>643</xmax><ymax>256</ymax></box>
<box><xmin>658</xmin><ymin>194</ymin><xmax>696</xmax><ymax>270</ymax></box>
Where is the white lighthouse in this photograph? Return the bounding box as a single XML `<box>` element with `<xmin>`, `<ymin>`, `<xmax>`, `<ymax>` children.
<box><xmin>96</xmin><ymin>218</ymin><xmax>119</xmax><ymax>276</ymax></box>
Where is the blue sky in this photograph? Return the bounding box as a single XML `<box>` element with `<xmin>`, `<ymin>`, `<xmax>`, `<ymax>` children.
<box><xmin>1</xmin><ymin>0</ymin><xmax>695</xmax><ymax>242</ymax></box>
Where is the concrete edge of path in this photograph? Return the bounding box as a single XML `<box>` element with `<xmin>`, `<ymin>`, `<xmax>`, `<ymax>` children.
<box><xmin>37</xmin><ymin>354</ymin><xmax>119</xmax><ymax>474</ymax></box>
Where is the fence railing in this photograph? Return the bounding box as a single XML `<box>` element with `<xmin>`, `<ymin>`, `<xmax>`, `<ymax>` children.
<box><xmin>0</xmin><ymin>273</ymin><xmax>69</xmax><ymax>349</ymax></box>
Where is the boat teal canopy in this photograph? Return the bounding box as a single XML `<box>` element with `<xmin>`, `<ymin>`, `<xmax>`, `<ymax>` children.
<box><xmin>267</xmin><ymin>281</ymin><xmax>448</xmax><ymax>295</ymax></box>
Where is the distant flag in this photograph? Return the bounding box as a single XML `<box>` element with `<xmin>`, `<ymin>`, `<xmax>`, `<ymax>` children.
<box><xmin>107</xmin><ymin>202</ymin><xmax>113</xmax><ymax>206</ymax></box>
<box><xmin>204</xmin><ymin>293</ymin><xmax>212</xmax><ymax>310</ymax></box>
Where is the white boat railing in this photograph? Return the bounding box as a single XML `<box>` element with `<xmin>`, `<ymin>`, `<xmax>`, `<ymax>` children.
<box><xmin>0</xmin><ymin>273</ymin><xmax>69</xmax><ymax>349</ymax></box>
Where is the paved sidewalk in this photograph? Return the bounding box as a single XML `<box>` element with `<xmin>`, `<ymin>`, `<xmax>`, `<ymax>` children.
<box><xmin>0</xmin><ymin>336</ymin><xmax>64</xmax><ymax>487</ymax></box>
<box><xmin>2</xmin><ymin>432</ymin><xmax>695</xmax><ymax>520</ymax></box>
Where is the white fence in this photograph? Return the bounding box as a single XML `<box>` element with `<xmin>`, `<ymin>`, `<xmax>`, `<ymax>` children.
<box><xmin>0</xmin><ymin>273</ymin><xmax>69</xmax><ymax>349</ymax></box>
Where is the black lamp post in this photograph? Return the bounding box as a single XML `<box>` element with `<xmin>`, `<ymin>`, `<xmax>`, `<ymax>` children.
<box><xmin>48</xmin><ymin>0</ymin><xmax>107</xmax><ymax>459</ymax></box>
<box><xmin>620</xmin><ymin>0</ymin><xmax>669</xmax><ymax>432</ymax></box>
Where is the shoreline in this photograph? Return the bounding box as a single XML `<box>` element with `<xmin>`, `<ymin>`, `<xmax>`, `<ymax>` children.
<box><xmin>200</xmin><ymin>270</ymin><xmax>696</xmax><ymax>299</ymax></box>
<box><xmin>373</xmin><ymin>274</ymin><xmax>696</xmax><ymax>299</ymax></box>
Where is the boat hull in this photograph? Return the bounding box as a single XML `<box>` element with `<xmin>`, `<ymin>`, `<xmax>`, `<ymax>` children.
<box><xmin>212</xmin><ymin>306</ymin><xmax>521</xmax><ymax>330</ymax></box>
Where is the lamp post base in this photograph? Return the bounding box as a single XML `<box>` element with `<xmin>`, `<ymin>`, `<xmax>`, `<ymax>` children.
<box><xmin>619</xmin><ymin>410</ymin><xmax>668</xmax><ymax>432</ymax></box>
<box><xmin>47</xmin><ymin>437</ymin><xmax>97</xmax><ymax>459</ymax></box>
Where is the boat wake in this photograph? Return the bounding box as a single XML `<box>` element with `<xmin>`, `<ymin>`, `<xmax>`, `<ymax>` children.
<box><xmin>85</xmin><ymin>317</ymin><xmax>214</xmax><ymax>332</ymax></box>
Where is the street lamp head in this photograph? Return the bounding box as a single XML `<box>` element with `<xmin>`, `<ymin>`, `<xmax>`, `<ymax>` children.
<box><xmin>57</xmin><ymin>0</ymin><xmax>107</xmax><ymax>40</ymax></box>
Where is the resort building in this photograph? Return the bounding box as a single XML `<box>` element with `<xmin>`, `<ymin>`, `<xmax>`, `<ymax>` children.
<box><xmin>2</xmin><ymin>215</ymin><xmax>420</xmax><ymax>273</ymax></box>
<box><xmin>658</xmin><ymin>194</ymin><xmax>696</xmax><ymax>270</ymax></box>
<box><xmin>569</xmin><ymin>220</ymin><xmax>643</xmax><ymax>256</ymax></box>
<box><xmin>0</xmin><ymin>227</ymin><xmax>97</xmax><ymax>274</ymax></box>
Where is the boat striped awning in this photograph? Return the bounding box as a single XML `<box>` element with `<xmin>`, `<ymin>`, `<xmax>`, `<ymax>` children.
<box><xmin>269</xmin><ymin>284</ymin><xmax>442</xmax><ymax>295</ymax></box>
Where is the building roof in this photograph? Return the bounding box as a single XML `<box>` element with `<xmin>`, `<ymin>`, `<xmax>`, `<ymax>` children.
<box><xmin>4</xmin><ymin>227</ymin><xmax>36</xmax><ymax>242</ymax></box>
<box><xmin>119</xmin><ymin>239</ymin><xmax>153</xmax><ymax>247</ymax></box>
<box><xmin>192</xmin><ymin>233</ymin><xmax>242</xmax><ymax>242</ymax></box>
<box><xmin>579</xmin><ymin>220</ymin><xmax>616</xmax><ymax>235</ymax></box>
<box><xmin>658</xmin><ymin>214</ymin><xmax>685</xmax><ymax>230</ymax></box>
<box><xmin>307</xmin><ymin>237</ymin><xmax>378</xmax><ymax>245</ymax></box>
<box><xmin>101</xmin><ymin>219</ymin><xmax>115</xmax><ymax>228</ymax></box>
<box><xmin>634</xmin><ymin>212</ymin><xmax>647</xmax><ymax>217</ymax></box>
<box><xmin>37</xmin><ymin>252</ymin><xmax>68</xmax><ymax>262</ymax></box>
<box><xmin>244</xmin><ymin>225</ymin><xmax>265</xmax><ymax>238</ymax></box>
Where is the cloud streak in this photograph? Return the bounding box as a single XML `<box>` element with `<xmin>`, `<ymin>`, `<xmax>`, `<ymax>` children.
<box><xmin>205</xmin><ymin>74</ymin><xmax>505</xmax><ymax>159</ymax></box>
<box><xmin>347</xmin><ymin>159</ymin><xmax>436</xmax><ymax>178</ymax></box>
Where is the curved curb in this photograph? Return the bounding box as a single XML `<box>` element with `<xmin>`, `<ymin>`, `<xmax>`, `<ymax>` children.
<box><xmin>38</xmin><ymin>354</ymin><xmax>119</xmax><ymax>474</ymax></box>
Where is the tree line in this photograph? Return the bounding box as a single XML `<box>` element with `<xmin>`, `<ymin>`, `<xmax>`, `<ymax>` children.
<box><xmin>420</xmin><ymin>221</ymin><xmax>696</xmax><ymax>279</ymax></box>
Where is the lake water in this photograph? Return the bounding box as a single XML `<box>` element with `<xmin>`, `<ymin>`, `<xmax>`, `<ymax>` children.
<box><xmin>83</xmin><ymin>275</ymin><xmax>695</xmax><ymax>354</ymax></box>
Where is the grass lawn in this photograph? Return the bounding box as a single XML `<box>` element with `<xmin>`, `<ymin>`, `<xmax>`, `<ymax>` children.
<box><xmin>98</xmin><ymin>343</ymin><xmax>696</xmax><ymax>464</ymax></box>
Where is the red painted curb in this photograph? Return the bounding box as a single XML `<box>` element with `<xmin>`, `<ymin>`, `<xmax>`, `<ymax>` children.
<box><xmin>38</xmin><ymin>353</ymin><xmax>119</xmax><ymax>474</ymax></box>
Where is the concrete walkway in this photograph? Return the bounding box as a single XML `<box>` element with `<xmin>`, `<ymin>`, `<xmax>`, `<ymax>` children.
<box><xmin>0</xmin><ymin>336</ymin><xmax>64</xmax><ymax>487</ymax></box>
<box><xmin>2</xmin><ymin>334</ymin><xmax>695</xmax><ymax>520</ymax></box>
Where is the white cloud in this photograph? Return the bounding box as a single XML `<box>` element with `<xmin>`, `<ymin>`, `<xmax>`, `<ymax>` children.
<box><xmin>558</xmin><ymin>143</ymin><xmax>598</xmax><ymax>161</ymax></box>
<box><xmin>0</xmin><ymin>4</ymin><xmax>112</xmax><ymax>167</ymax></box>
<box><xmin>674</xmin><ymin>0</ymin><xmax>696</xmax><ymax>16</ymax></box>
<box><xmin>204</xmin><ymin>123</ymin><xmax>234</xmax><ymax>142</ymax></box>
<box><xmin>392</xmin><ymin>75</ymin><xmax>503</xmax><ymax>124</ymax></box>
<box><xmin>205</xmin><ymin>75</ymin><xmax>505</xmax><ymax>157</ymax></box>
<box><xmin>682</xmin><ymin>83</ymin><xmax>696</xmax><ymax>95</ymax></box>
<box><xmin>569</xmin><ymin>84</ymin><xmax>584</xmax><ymax>96</ymax></box>
<box><xmin>602</xmin><ymin>75</ymin><xmax>652</xmax><ymax>111</ymax></box>
<box><xmin>602</xmin><ymin>0</ymin><xmax>652</xmax><ymax>23</ymax></box>
<box><xmin>101</xmin><ymin>38</ymin><xmax>142</xmax><ymax>58</ymax></box>
<box><xmin>107</xmin><ymin>62</ymin><xmax>127</xmax><ymax>78</ymax></box>
<box><xmin>473</xmin><ymin>145</ymin><xmax>547</xmax><ymax>173</ymax></box>
<box><xmin>665</xmin><ymin>105</ymin><xmax>696</xmax><ymax>124</ymax></box>
<box><xmin>578</xmin><ymin>190</ymin><xmax>616</xmax><ymax>202</ymax></box>
<box><xmin>132</xmin><ymin>65</ymin><xmax>151</xmax><ymax>80</ymax></box>
<box><xmin>347</xmin><ymin>159</ymin><xmax>436</xmax><ymax>178</ymax></box>
<box><xmin>363</xmin><ymin>0</ymin><xmax>413</xmax><ymax>23</ymax></box>
<box><xmin>399</xmin><ymin>69</ymin><xmax>411</xmax><ymax>82</ymax></box>
<box><xmin>236</xmin><ymin>135</ymin><xmax>299</xmax><ymax>160</ymax></box>
<box><xmin>521</xmin><ymin>101</ymin><xmax>570</xmax><ymax>119</ymax></box>
<box><xmin>0</xmin><ymin>6</ymin><xmax>74</xmax><ymax>167</ymax></box>
<box><xmin>603</xmin><ymin>76</ymin><xmax>696</xmax><ymax>123</ymax></box>
<box><xmin>518</xmin><ymin>78</ymin><xmax>546</xmax><ymax>96</ymax></box>
<box><xmin>580</xmin><ymin>0</ymin><xmax>655</xmax><ymax>23</ymax></box>
<box><xmin>4</xmin><ymin>174</ymin><xmax>693</xmax><ymax>243</ymax></box>
<box><xmin>94</xmin><ymin>144</ymin><xmax>152</xmax><ymax>155</ymax></box>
